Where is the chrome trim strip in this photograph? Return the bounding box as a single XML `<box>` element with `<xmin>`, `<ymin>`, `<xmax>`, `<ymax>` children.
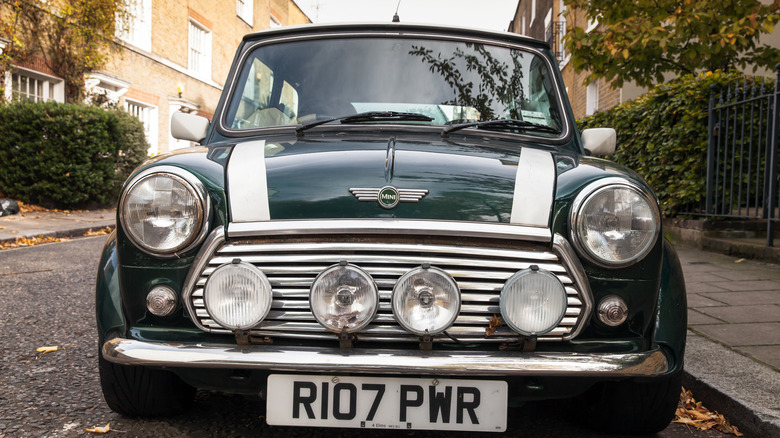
<box><xmin>103</xmin><ymin>338</ymin><xmax>669</xmax><ymax>377</ymax></box>
<box><xmin>510</xmin><ymin>148</ymin><xmax>555</xmax><ymax>227</ymax></box>
<box><xmin>552</xmin><ymin>234</ymin><xmax>594</xmax><ymax>340</ymax></box>
<box><xmin>227</xmin><ymin>140</ymin><xmax>270</xmax><ymax>222</ymax></box>
<box><xmin>182</xmin><ymin>227</ymin><xmax>226</xmax><ymax>323</ymax></box>
<box><xmin>227</xmin><ymin>219</ymin><xmax>551</xmax><ymax>242</ymax></box>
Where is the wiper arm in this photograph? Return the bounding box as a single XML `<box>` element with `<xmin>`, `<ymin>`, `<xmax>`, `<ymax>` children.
<box><xmin>441</xmin><ymin>119</ymin><xmax>560</xmax><ymax>138</ymax></box>
<box><xmin>296</xmin><ymin>111</ymin><xmax>434</xmax><ymax>136</ymax></box>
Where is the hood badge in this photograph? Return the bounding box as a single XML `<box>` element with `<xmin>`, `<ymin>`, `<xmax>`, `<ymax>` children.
<box><xmin>349</xmin><ymin>186</ymin><xmax>429</xmax><ymax>209</ymax></box>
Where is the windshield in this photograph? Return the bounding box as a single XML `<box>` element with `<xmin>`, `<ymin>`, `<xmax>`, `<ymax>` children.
<box><xmin>224</xmin><ymin>36</ymin><xmax>564</xmax><ymax>137</ymax></box>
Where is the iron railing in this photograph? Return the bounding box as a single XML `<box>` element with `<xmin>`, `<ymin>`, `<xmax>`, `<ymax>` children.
<box><xmin>682</xmin><ymin>66</ymin><xmax>779</xmax><ymax>246</ymax></box>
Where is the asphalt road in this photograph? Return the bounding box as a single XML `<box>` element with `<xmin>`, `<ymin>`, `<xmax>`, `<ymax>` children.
<box><xmin>0</xmin><ymin>236</ymin><xmax>732</xmax><ymax>437</ymax></box>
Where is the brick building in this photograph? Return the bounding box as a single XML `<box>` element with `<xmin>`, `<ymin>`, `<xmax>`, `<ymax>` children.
<box><xmin>508</xmin><ymin>0</ymin><xmax>631</xmax><ymax>120</ymax></box>
<box><xmin>3</xmin><ymin>0</ymin><xmax>310</xmax><ymax>154</ymax></box>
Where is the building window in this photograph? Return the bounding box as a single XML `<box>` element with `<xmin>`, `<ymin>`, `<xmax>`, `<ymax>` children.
<box><xmin>586</xmin><ymin>81</ymin><xmax>599</xmax><ymax>116</ymax></box>
<box><xmin>125</xmin><ymin>99</ymin><xmax>158</xmax><ymax>155</ymax></box>
<box><xmin>270</xmin><ymin>14</ymin><xmax>281</xmax><ymax>28</ymax></box>
<box><xmin>9</xmin><ymin>69</ymin><xmax>63</xmax><ymax>102</ymax></box>
<box><xmin>117</xmin><ymin>0</ymin><xmax>151</xmax><ymax>51</ymax></box>
<box><xmin>189</xmin><ymin>20</ymin><xmax>212</xmax><ymax>79</ymax></box>
<box><xmin>237</xmin><ymin>0</ymin><xmax>253</xmax><ymax>26</ymax></box>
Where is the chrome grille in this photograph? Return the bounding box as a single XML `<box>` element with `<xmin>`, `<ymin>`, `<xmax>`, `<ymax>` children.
<box><xmin>185</xmin><ymin>229</ymin><xmax>592</xmax><ymax>344</ymax></box>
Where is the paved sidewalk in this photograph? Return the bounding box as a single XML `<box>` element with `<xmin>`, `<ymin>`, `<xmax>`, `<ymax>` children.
<box><xmin>676</xmin><ymin>246</ymin><xmax>780</xmax><ymax>436</ymax></box>
<box><xmin>1</xmin><ymin>209</ymin><xmax>779</xmax><ymax>434</ymax></box>
<box><xmin>0</xmin><ymin>209</ymin><xmax>115</xmax><ymax>243</ymax></box>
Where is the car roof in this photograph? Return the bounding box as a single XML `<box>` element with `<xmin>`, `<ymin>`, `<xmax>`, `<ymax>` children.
<box><xmin>241</xmin><ymin>22</ymin><xmax>552</xmax><ymax>52</ymax></box>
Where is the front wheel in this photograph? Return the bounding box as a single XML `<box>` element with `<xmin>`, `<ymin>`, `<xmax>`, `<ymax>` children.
<box><xmin>577</xmin><ymin>371</ymin><xmax>682</xmax><ymax>435</ymax></box>
<box><xmin>99</xmin><ymin>353</ymin><xmax>196</xmax><ymax>417</ymax></box>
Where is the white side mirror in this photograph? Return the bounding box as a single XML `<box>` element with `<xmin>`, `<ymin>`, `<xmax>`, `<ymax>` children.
<box><xmin>581</xmin><ymin>128</ymin><xmax>616</xmax><ymax>156</ymax></box>
<box><xmin>171</xmin><ymin>112</ymin><xmax>210</xmax><ymax>143</ymax></box>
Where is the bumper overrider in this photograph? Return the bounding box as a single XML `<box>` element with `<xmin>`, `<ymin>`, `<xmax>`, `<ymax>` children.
<box><xmin>102</xmin><ymin>337</ymin><xmax>669</xmax><ymax>377</ymax></box>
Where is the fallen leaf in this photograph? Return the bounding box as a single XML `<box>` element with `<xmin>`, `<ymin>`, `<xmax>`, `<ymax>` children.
<box><xmin>735</xmin><ymin>258</ymin><xmax>745</xmax><ymax>263</ymax></box>
<box><xmin>37</xmin><ymin>346</ymin><xmax>58</xmax><ymax>353</ymax></box>
<box><xmin>674</xmin><ymin>387</ymin><xmax>743</xmax><ymax>436</ymax></box>
<box><xmin>84</xmin><ymin>227</ymin><xmax>112</xmax><ymax>237</ymax></box>
<box><xmin>485</xmin><ymin>314</ymin><xmax>502</xmax><ymax>337</ymax></box>
<box><xmin>86</xmin><ymin>423</ymin><xmax>111</xmax><ymax>433</ymax></box>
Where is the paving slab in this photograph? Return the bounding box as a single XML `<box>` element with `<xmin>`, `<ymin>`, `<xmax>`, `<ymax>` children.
<box><xmin>687</xmin><ymin>309</ymin><xmax>724</xmax><ymax>325</ymax></box>
<box><xmin>694</xmin><ymin>322</ymin><xmax>780</xmax><ymax>347</ymax></box>
<box><xmin>701</xmin><ymin>291</ymin><xmax>780</xmax><ymax>305</ymax></box>
<box><xmin>736</xmin><ymin>346</ymin><xmax>780</xmax><ymax>370</ymax></box>
<box><xmin>697</xmin><ymin>304</ymin><xmax>780</xmax><ymax>323</ymax></box>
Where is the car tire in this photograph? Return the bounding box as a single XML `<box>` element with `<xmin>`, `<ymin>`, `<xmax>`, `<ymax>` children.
<box><xmin>577</xmin><ymin>371</ymin><xmax>682</xmax><ymax>435</ymax></box>
<box><xmin>98</xmin><ymin>353</ymin><xmax>196</xmax><ymax>417</ymax></box>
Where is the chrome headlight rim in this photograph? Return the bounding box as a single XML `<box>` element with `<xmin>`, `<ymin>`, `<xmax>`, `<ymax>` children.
<box><xmin>203</xmin><ymin>260</ymin><xmax>273</xmax><ymax>330</ymax></box>
<box><xmin>119</xmin><ymin>165</ymin><xmax>210</xmax><ymax>257</ymax></box>
<box><xmin>309</xmin><ymin>262</ymin><xmax>380</xmax><ymax>333</ymax></box>
<box><xmin>391</xmin><ymin>265</ymin><xmax>461</xmax><ymax>336</ymax></box>
<box><xmin>569</xmin><ymin>177</ymin><xmax>661</xmax><ymax>268</ymax></box>
<box><xmin>499</xmin><ymin>267</ymin><xmax>567</xmax><ymax>336</ymax></box>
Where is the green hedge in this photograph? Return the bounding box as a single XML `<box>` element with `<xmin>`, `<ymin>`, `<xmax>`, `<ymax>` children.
<box><xmin>0</xmin><ymin>101</ymin><xmax>148</xmax><ymax>208</ymax></box>
<box><xmin>578</xmin><ymin>71</ymin><xmax>745</xmax><ymax>216</ymax></box>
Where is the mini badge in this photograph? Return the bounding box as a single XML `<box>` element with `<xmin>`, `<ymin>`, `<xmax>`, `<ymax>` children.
<box><xmin>349</xmin><ymin>186</ymin><xmax>429</xmax><ymax>209</ymax></box>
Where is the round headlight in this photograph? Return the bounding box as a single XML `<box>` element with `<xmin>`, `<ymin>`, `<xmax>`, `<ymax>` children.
<box><xmin>120</xmin><ymin>167</ymin><xmax>207</xmax><ymax>256</ymax></box>
<box><xmin>310</xmin><ymin>263</ymin><xmax>378</xmax><ymax>333</ymax></box>
<box><xmin>204</xmin><ymin>260</ymin><xmax>273</xmax><ymax>330</ymax></box>
<box><xmin>392</xmin><ymin>266</ymin><xmax>460</xmax><ymax>336</ymax></box>
<box><xmin>500</xmin><ymin>267</ymin><xmax>567</xmax><ymax>336</ymax></box>
<box><xmin>571</xmin><ymin>179</ymin><xmax>660</xmax><ymax>267</ymax></box>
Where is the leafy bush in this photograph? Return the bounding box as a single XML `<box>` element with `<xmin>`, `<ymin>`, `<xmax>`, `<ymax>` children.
<box><xmin>578</xmin><ymin>71</ymin><xmax>746</xmax><ymax>216</ymax></box>
<box><xmin>0</xmin><ymin>101</ymin><xmax>148</xmax><ymax>208</ymax></box>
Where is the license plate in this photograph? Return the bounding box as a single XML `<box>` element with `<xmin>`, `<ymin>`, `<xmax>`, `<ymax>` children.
<box><xmin>266</xmin><ymin>374</ymin><xmax>507</xmax><ymax>432</ymax></box>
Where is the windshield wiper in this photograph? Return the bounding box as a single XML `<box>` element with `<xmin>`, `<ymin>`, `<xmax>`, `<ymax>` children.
<box><xmin>441</xmin><ymin>119</ymin><xmax>561</xmax><ymax>138</ymax></box>
<box><xmin>296</xmin><ymin>111</ymin><xmax>434</xmax><ymax>136</ymax></box>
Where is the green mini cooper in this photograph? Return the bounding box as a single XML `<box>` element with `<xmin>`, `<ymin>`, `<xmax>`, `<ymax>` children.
<box><xmin>97</xmin><ymin>23</ymin><xmax>686</xmax><ymax>435</ymax></box>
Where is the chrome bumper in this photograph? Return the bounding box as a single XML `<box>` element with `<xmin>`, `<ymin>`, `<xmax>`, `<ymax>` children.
<box><xmin>102</xmin><ymin>338</ymin><xmax>669</xmax><ymax>377</ymax></box>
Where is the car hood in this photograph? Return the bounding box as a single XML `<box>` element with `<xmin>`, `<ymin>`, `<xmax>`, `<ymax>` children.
<box><xmin>226</xmin><ymin>135</ymin><xmax>556</xmax><ymax>225</ymax></box>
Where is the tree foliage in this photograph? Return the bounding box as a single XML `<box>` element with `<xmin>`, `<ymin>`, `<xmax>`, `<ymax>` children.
<box><xmin>564</xmin><ymin>0</ymin><xmax>780</xmax><ymax>87</ymax></box>
<box><xmin>0</xmin><ymin>0</ymin><xmax>130</xmax><ymax>102</ymax></box>
<box><xmin>577</xmin><ymin>71</ymin><xmax>753</xmax><ymax>216</ymax></box>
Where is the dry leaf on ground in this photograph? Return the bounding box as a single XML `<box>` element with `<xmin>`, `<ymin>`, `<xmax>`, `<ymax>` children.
<box><xmin>0</xmin><ymin>235</ymin><xmax>65</xmax><ymax>249</ymax></box>
<box><xmin>86</xmin><ymin>423</ymin><xmax>111</xmax><ymax>433</ymax></box>
<box><xmin>674</xmin><ymin>387</ymin><xmax>743</xmax><ymax>436</ymax></box>
<box><xmin>84</xmin><ymin>227</ymin><xmax>112</xmax><ymax>236</ymax></box>
<box><xmin>36</xmin><ymin>346</ymin><xmax>59</xmax><ymax>353</ymax></box>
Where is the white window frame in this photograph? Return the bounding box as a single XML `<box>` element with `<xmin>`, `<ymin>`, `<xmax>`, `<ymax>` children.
<box><xmin>586</xmin><ymin>15</ymin><xmax>599</xmax><ymax>33</ymax></box>
<box><xmin>5</xmin><ymin>68</ymin><xmax>64</xmax><ymax>103</ymax></box>
<box><xmin>237</xmin><ymin>0</ymin><xmax>253</xmax><ymax>26</ymax></box>
<box><xmin>531</xmin><ymin>0</ymin><xmax>536</xmax><ymax>24</ymax></box>
<box><xmin>125</xmin><ymin>98</ymin><xmax>159</xmax><ymax>155</ymax></box>
<box><xmin>521</xmin><ymin>14</ymin><xmax>526</xmax><ymax>35</ymax></box>
<box><xmin>558</xmin><ymin>0</ymin><xmax>567</xmax><ymax>66</ymax></box>
<box><xmin>188</xmin><ymin>19</ymin><xmax>212</xmax><ymax>80</ymax></box>
<box><xmin>117</xmin><ymin>0</ymin><xmax>152</xmax><ymax>52</ymax></box>
<box><xmin>586</xmin><ymin>81</ymin><xmax>599</xmax><ymax>116</ymax></box>
<box><xmin>270</xmin><ymin>14</ymin><xmax>281</xmax><ymax>28</ymax></box>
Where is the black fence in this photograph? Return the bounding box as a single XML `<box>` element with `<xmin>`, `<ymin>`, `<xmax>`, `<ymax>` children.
<box><xmin>681</xmin><ymin>67</ymin><xmax>779</xmax><ymax>246</ymax></box>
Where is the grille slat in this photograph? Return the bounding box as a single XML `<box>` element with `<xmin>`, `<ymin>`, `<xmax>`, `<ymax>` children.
<box><xmin>188</xmin><ymin>238</ymin><xmax>589</xmax><ymax>343</ymax></box>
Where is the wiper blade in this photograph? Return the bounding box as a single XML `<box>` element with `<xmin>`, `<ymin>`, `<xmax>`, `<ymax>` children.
<box><xmin>296</xmin><ymin>111</ymin><xmax>434</xmax><ymax>135</ymax></box>
<box><xmin>441</xmin><ymin>119</ymin><xmax>560</xmax><ymax>138</ymax></box>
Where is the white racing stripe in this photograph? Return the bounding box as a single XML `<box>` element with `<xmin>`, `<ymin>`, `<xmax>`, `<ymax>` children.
<box><xmin>510</xmin><ymin>148</ymin><xmax>555</xmax><ymax>227</ymax></box>
<box><xmin>227</xmin><ymin>140</ymin><xmax>270</xmax><ymax>222</ymax></box>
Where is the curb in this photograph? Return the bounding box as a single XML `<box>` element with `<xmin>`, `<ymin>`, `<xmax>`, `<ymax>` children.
<box><xmin>683</xmin><ymin>332</ymin><xmax>780</xmax><ymax>437</ymax></box>
<box><xmin>0</xmin><ymin>224</ymin><xmax>115</xmax><ymax>246</ymax></box>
